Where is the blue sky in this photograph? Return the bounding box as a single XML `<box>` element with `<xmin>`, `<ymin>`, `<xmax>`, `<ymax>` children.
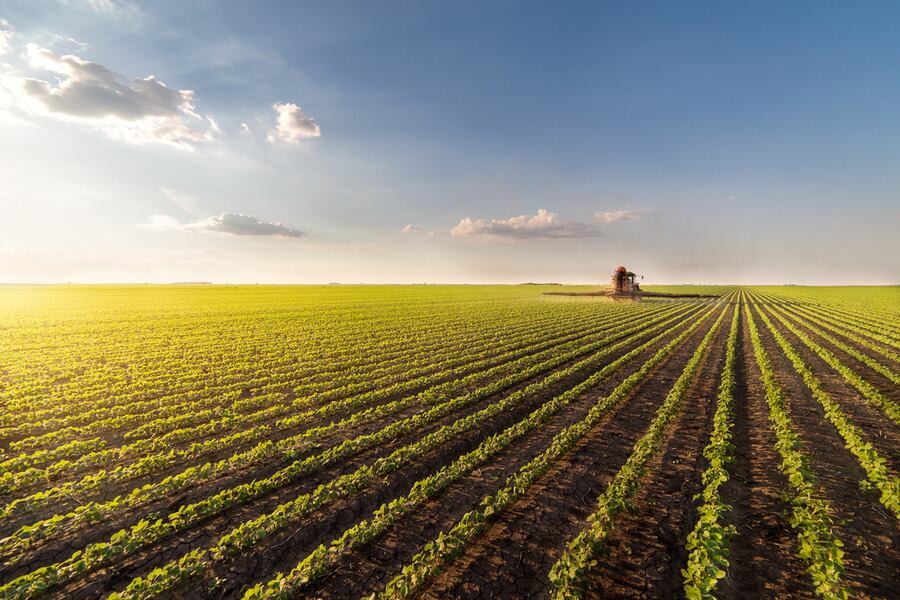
<box><xmin>1</xmin><ymin>1</ymin><xmax>897</xmax><ymax>283</ymax></box>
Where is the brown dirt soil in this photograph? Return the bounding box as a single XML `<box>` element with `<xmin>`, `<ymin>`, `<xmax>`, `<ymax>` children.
<box><xmin>408</xmin><ymin>308</ymin><xmax>724</xmax><ymax>599</ymax></box>
<box><xmin>719</xmin><ymin>312</ymin><xmax>815</xmax><ymax>599</ymax></box>
<box><xmin>752</xmin><ymin>304</ymin><xmax>900</xmax><ymax>599</ymax></box>
<box><xmin>582</xmin><ymin>304</ymin><xmax>732</xmax><ymax>598</ymax></box>
<box><xmin>776</xmin><ymin>304</ymin><xmax>900</xmax><ymax>394</ymax></box>
<box><xmin>759</xmin><ymin>304</ymin><xmax>900</xmax><ymax>470</ymax></box>
<box><xmin>264</xmin><ymin>308</ymin><xmax>709</xmax><ymax>600</ymax></box>
<box><xmin>772</xmin><ymin>303</ymin><xmax>900</xmax><ymax>403</ymax></box>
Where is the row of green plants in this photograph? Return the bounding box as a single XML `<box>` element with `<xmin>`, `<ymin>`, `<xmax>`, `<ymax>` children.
<box><xmin>0</xmin><ymin>287</ymin><xmax>623</xmax><ymax>417</ymax></box>
<box><xmin>750</xmin><ymin>290</ymin><xmax>898</xmax><ymax>358</ymax></box>
<box><xmin>762</xmin><ymin>289</ymin><xmax>900</xmax><ymax>337</ymax></box>
<box><xmin>778</xmin><ymin>303</ymin><xmax>900</xmax><ymax>383</ymax></box>
<box><xmin>0</xmin><ymin>305</ymin><xmax>702</xmax><ymax>598</ymax></box>
<box><xmin>547</xmin><ymin>304</ymin><xmax>729</xmax><ymax>598</ymax></box>
<box><xmin>799</xmin><ymin>303</ymin><xmax>900</xmax><ymax>347</ymax></box>
<box><xmin>751</xmin><ymin>301</ymin><xmax>900</xmax><ymax>518</ymax></box>
<box><xmin>747</xmin><ymin>293</ymin><xmax>892</xmax><ymax>341</ymax></box>
<box><xmin>271</xmin><ymin>305</ymin><xmax>638</xmax><ymax>431</ymax></box>
<box><xmin>2</xmin><ymin>297</ymin><xmax>593</xmax><ymax>444</ymax></box>
<box><xmin>369</xmin><ymin>302</ymin><xmax>725</xmax><ymax>600</ymax></box>
<box><xmin>0</xmin><ymin>305</ymin><xmax>617</xmax><ymax>500</ymax></box>
<box><xmin>116</xmin><ymin>297</ymin><xmax>708</xmax><ymax>599</ymax></box>
<box><xmin>3</xmin><ymin>305</ymin><xmax>592</xmax><ymax>452</ymax></box>
<box><xmin>776</xmin><ymin>300</ymin><xmax>900</xmax><ymax>364</ymax></box>
<box><xmin>2</xmin><ymin>287</ymin><xmax>527</xmax><ymax>424</ymax></box>
<box><xmin>0</xmin><ymin>439</ymin><xmax>108</xmax><ymax>484</ymax></box>
<box><xmin>763</xmin><ymin>301</ymin><xmax>900</xmax><ymax>425</ymax></box>
<box><xmin>3</xmin><ymin>298</ymin><xmax>619</xmax><ymax>448</ymax></box>
<box><xmin>0</xmin><ymin>304</ymin><xmax>686</xmax><ymax>553</ymax></box>
<box><xmin>117</xmin><ymin>304</ymin><xmax>709</xmax><ymax>599</ymax></box>
<box><xmin>744</xmin><ymin>302</ymin><xmax>849</xmax><ymax>599</ymax></box>
<box><xmin>0</xmin><ymin>290</ymin><xmax>537</xmax><ymax>413</ymax></box>
<box><xmin>1</xmin><ymin>304</ymin><xmax>472</xmax><ymax>425</ymax></box>
<box><xmin>0</xmin><ymin>422</ymin><xmax>268</xmax><ymax>508</ymax></box>
<box><xmin>681</xmin><ymin>299</ymin><xmax>741</xmax><ymax>599</ymax></box>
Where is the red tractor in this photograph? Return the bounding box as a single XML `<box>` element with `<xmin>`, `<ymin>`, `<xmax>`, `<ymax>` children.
<box><xmin>611</xmin><ymin>266</ymin><xmax>641</xmax><ymax>295</ymax></box>
<box><xmin>543</xmin><ymin>265</ymin><xmax>718</xmax><ymax>300</ymax></box>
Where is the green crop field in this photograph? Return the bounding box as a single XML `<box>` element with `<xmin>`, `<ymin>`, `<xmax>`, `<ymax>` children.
<box><xmin>0</xmin><ymin>285</ymin><xmax>897</xmax><ymax>599</ymax></box>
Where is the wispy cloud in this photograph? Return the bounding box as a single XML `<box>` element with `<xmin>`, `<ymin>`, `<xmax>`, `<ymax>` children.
<box><xmin>64</xmin><ymin>0</ymin><xmax>142</xmax><ymax>17</ymax></box>
<box><xmin>0</xmin><ymin>19</ymin><xmax>14</xmax><ymax>55</ymax></box>
<box><xmin>2</xmin><ymin>44</ymin><xmax>215</xmax><ymax>148</ymax></box>
<box><xmin>159</xmin><ymin>187</ymin><xmax>204</xmax><ymax>217</ymax></box>
<box><xmin>402</xmin><ymin>224</ymin><xmax>419</xmax><ymax>233</ymax></box>
<box><xmin>450</xmin><ymin>209</ymin><xmax>598</xmax><ymax>241</ymax></box>
<box><xmin>143</xmin><ymin>213</ymin><xmax>303</xmax><ymax>237</ymax></box>
<box><xmin>593</xmin><ymin>208</ymin><xmax>648</xmax><ymax>223</ymax></box>
<box><xmin>267</xmin><ymin>102</ymin><xmax>320</xmax><ymax>143</ymax></box>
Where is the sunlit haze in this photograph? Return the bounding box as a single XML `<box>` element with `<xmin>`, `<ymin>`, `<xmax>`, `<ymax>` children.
<box><xmin>1</xmin><ymin>2</ymin><xmax>898</xmax><ymax>284</ymax></box>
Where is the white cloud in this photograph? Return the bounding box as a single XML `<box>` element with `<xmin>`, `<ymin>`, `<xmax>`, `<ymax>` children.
<box><xmin>0</xmin><ymin>19</ymin><xmax>14</xmax><ymax>55</ymax></box>
<box><xmin>2</xmin><ymin>44</ymin><xmax>215</xmax><ymax>148</ymax></box>
<box><xmin>593</xmin><ymin>208</ymin><xmax>648</xmax><ymax>223</ymax></box>
<box><xmin>267</xmin><ymin>102</ymin><xmax>320</xmax><ymax>143</ymax></box>
<box><xmin>449</xmin><ymin>209</ymin><xmax>598</xmax><ymax>241</ymax></box>
<box><xmin>402</xmin><ymin>224</ymin><xmax>419</xmax><ymax>233</ymax></box>
<box><xmin>143</xmin><ymin>213</ymin><xmax>303</xmax><ymax>237</ymax></box>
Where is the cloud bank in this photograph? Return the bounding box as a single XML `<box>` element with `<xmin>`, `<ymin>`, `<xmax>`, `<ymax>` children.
<box><xmin>593</xmin><ymin>208</ymin><xmax>648</xmax><ymax>223</ymax></box>
<box><xmin>268</xmin><ymin>102</ymin><xmax>321</xmax><ymax>143</ymax></box>
<box><xmin>144</xmin><ymin>213</ymin><xmax>303</xmax><ymax>237</ymax></box>
<box><xmin>3</xmin><ymin>44</ymin><xmax>215</xmax><ymax>148</ymax></box>
<box><xmin>450</xmin><ymin>209</ymin><xmax>598</xmax><ymax>241</ymax></box>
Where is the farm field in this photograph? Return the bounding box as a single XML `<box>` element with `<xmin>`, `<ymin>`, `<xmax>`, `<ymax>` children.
<box><xmin>0</xmin><ymin>284</ymin><xmax>897</xmax><ymax>599</ymax></box>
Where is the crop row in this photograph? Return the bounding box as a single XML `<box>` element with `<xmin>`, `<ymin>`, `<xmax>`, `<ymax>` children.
<box><xmin>0</xmin><ymin>303</ymin><xmax>688</xmax><ymax>534</ymax></box>
<box><xmin>790</xmin><ymin>302</ymin><xmax>900</xmax><ymax>347</ymax></box>
<box><xmin>2</xmin><ymin>294</ymin><xmax>587</xmax><ymax>427</ymax></box>
<box><xmin>744</xmin><ymin>301</ymin><xmax>848</xmax><ymax>598</ymax></box>
<box><xmin>751</xmin><ymin>291</ymin><xmax>900</xmax><ymax>365</ymax></box>
<box><xmin>681</xmin><ymin>299</ymin><xmax>741</xmax><ymax>599</ymax></box>
<box><xmin>2</xmin><ymin>305</ymin><xmax>602</xmax><ymax>450</ymax></box>
<box><xmin>2</xmin><ymin>302</ymin><xmax>503</xmax><ymax>414</ymax></box>
<box><xmin>118</xmin><ymin>293</ymin><xmax>713</xmax><ymax>599</ymax></box>
<box><xmin>750</xmin><ymin>299</ymin><xmax>900</xmax><ymax>518</ymax></box>
<box><xmin>754</xmin><ymin>288</ymin><xmax>899</xmax><ymax>332</ymax></box>
<box><xmin>771</xmin><ymin>301</ymin><xmax>900</xmax><ymax>384</ymax></box>
<box><xmin>547</xmin><ymin>303</ymin><xmax>729</xmax><ymax>598</ymax></box>
<box><xmin>762</xmin><ymin>301</ymin><xmax>900</xmax><ymax>425</ymax></box>
<box><xmin>0</xmin><ymin>305</ymin><xmax>626</xmax><ymax>497</ymax></box>
<box><xmin>745</xmin><ymin>293</ymin><xmax>899</xmax><ymax>349</ymax></box>
<box><xmin>0</xmin><ymin>304</ymin><xmax>704</xmax><ymax>598</ymax></box>
<box><xmin>370</xmin><ymin>301</ymin><xmax>724</xmax><ymax>599</ymax></box>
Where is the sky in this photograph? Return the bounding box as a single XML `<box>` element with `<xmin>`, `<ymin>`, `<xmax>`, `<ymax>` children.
<box><xmin>0</xmin><ymin>1</ymin><xmax>898</xmax><ymax>285</ymax></box>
